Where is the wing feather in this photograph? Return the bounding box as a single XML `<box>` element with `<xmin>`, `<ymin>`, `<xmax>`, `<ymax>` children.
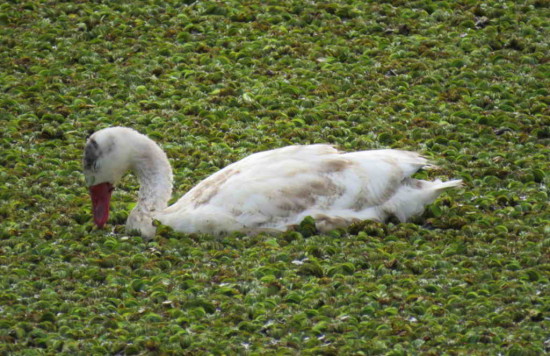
<box><xmin>166</xmin><ymin>147</ymin><xmax>427</xmax><ymax>227</ymax></box>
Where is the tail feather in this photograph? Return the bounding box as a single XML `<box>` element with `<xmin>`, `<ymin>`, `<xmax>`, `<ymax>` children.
<box><xmin>433</xmin><ymin>179</ymin><xmax>463</xmax><ymax>191</ymax></box>
<box><xmin>383</xmin><ymin>179</ymin><xmax>462</xmax><ymax>222</ymax></box>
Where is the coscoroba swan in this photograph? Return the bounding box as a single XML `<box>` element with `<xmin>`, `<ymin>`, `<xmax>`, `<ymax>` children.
<box><xmin>83</xmin><ymin>127</ymin><xmax>462</xmax><ymax>239</ymax></box>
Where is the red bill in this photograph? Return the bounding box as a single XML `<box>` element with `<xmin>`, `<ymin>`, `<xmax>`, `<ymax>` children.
<box><xmin>90</xmin><ymin>182</ymin><xmax>114</xmax><ymax>228</ymax></box>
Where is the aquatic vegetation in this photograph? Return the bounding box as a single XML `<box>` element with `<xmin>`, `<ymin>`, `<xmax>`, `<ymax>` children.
<box><xmin>0</xmin><ymin>0</ymin><xmax>548</xmax><ymax>354</ymax></box>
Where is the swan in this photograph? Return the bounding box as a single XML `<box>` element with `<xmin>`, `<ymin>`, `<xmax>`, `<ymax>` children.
<box><xmin>83</xmin><ymin>127</ymin><xmax>462</xmax><ymax>240</ymax></box>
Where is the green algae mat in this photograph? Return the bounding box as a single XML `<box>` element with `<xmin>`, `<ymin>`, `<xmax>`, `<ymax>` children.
<box><xmin>1</xmin><ymin>0</ymin><xmax>548</xmax><ymax>354</ymax></box>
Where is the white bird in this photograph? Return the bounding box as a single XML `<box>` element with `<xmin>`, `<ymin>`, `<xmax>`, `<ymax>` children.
<box><xmin>83</xmin><ymin>127</ymin><xmax>462</xmax><ymax>240</ymax></box>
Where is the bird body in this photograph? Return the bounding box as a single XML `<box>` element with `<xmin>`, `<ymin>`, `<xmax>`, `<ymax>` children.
<box><xmin>83</xmin><ymin>127</ymin><xmax>461</xmax><ymax>239</ymax></box>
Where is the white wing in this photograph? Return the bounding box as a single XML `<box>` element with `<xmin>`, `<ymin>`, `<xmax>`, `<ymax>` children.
<box><xmin>155</xmin><ymin>145</ymin><xmax>457</xmax><ymax>234</ymax></box>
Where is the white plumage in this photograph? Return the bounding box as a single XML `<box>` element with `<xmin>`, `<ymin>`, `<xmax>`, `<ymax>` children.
<box><xmin>83</xmin><ymin>127</ymin><xmax>462</xmax><ymax>239</ymax></box>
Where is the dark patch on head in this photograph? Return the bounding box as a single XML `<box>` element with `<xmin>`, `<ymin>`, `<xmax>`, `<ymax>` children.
<box><xmin>83</xmin><ymin>135</ymin><xmax>116</xmax><ymax>171</ymax></box>
<box><xmin>83</xmin><ymin>139</ymin><xmax>100</xmax><ymax>171</ymax></box>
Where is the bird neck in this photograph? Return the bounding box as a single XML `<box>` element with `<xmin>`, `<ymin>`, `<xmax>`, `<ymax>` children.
<box><xmin>131</xmin><ymin>138</ymin><xmax>174</xmax><ymax>214</ymax></box>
